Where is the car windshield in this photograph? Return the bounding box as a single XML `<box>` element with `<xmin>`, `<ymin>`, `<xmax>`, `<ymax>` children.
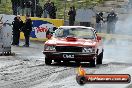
<box><xmin>54</xmin><ymin>27</ymin><xmax>95</xmax><ymax>39</ymax></box>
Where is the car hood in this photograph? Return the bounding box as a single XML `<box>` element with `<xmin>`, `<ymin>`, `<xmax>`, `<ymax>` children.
<box><xmin>46</xmin><ymin>38</ymin><xmax>97</xmax><ymax>47</ymax></box>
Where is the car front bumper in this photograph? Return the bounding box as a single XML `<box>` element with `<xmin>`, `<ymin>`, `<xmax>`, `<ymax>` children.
<box><xmin>43</xmin><ymin>51</ymin><xmax>97</xmax><ymax>62</ymax></box>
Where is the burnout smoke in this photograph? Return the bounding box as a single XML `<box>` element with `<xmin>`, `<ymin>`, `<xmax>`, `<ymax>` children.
<box><xmin>103</xmin><ymin>12</ymin><xmax>132</xmax><ymax>63</ymax></box>
<box><xmin>116</xmin><ymin>14</ymin><xmax>132</xmax><ymax>35</ymax></box>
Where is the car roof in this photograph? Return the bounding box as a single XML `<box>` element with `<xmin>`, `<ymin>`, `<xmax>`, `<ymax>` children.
<box><xmin>59</xmin><ymin>26</ymin><xmax>95</xmax><ymax>30</ymax></box>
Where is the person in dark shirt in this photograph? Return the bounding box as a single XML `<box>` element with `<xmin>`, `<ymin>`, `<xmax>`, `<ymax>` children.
<box><xmin>25</xmin><ymin>0</ymin><xmax>32</xmax><ymax>16</ymax></box>
<box><xmin>96</xmin><ymin>12</ymin><xmax>104</xmax><ymax>33</ymax></box>
<box><xmin>12</xmin><ymin>16</ymin><xmax>23</xmax><ymax>46</ymax></box>
<box><xmin>107</xmin><ymin>9</ymin><xmax>118</xmax><ymax>34</ymax></box>
<box><xmin>36</xmin><ymin>3</ymin><xmax>43</xmax><ymax>18</ymax></box>
<box><xmin>49</xmin><ymin>2</ymin><xmax>57</xmax><ymax>19</ymax></box>
<box><xmin>16</xmin><ymin>0</ymin><xmax>22</xmax><ymax>15</ymax></box>
<box><xmin>22</xmin><ymin>15</ymin><xmax>32</xmax><ymax>47</ymax></box>
<box><xmin>20</xmin><ymin>0</ymin><xmax>26</xmax><ymax>16</ymax></box>
<box><xmin>30</xmin><ymin>0</ymin><xmax>39</xmax><ymax>17</ymax></box>
<box><xmin>43</xmin><ymin>0</ymin><xmax>51</xmax><ymax>18</ymax></box>
<box><xmin>11</xmin><ymin>0</ymin><xmax>19</xmax><ymax>15</ymax></box>
<box><xmin>68</xmin><ymin>6</ymin><xmax>76</xmax><ymax>26</ymax></box>
<box><xmin>31</xmin><ymin>0</ymin><xmax>35</xmax><ymax>17</ymax></box>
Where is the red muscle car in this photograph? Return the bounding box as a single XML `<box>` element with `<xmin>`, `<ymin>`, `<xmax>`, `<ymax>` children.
<box><xmin>43</xmin><ymin>26</ymin><xmax>104</xmax><ymax>67</ymax></box>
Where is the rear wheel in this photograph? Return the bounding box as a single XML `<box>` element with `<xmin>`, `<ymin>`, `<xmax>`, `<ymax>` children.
<box><xmin>96</xmin><ymin>51</ymin><xmax>103</xmax><ymax>65</ymax></box>
<box><xmin>45</xmin><ymin>57</ymin><xmax>52</xmax><ymax>65</ymax></box>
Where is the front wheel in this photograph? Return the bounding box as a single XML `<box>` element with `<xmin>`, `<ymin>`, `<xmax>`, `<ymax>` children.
<box><xmin>45</xmin><ymin>57</ymin><xmax>52</xmax><ymax>65</ymax></box>
<box><xmin>89</xmin><ymin>60</ymin><xmax>96</xmax><ymax>67</ymax></box>
<box><xmin>96</xmin><ymin>51</ymin><xmax>103</xmax><ymax>65</ymax></box>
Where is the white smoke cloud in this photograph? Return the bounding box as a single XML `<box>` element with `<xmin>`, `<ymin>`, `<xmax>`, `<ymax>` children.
<box><xmin>116</xmin><ymin>14</ymin><xmax>132</xmax><ymax>35</ymax></box>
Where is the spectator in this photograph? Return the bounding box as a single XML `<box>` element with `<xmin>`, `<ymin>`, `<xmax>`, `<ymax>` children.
<box><xmin>107</xmin><ymin>9</ymin><xmax>118</xmax><ymax>34</ymax></box>
<box><xmin>20</xmin><ymin>0</ymin><xmax>26</xmax><ymax>16</ymax></box>
<box><xmin>17</xmin><ymin>0</ymin><xmax>21</xmax><ymax>15</ymax></box>
<box><xmin>22</xmin><ymin>15</ymin><xmax>32</xmax><ymax>47</ymax></box>
<box><xmin>12</xmin><ymin>15</ymin><xmax>23</xmax><ymax>46</ymax></box>
<box><xmin>49</xmin><ymin>2</ymin><xmax>57</xmax><ymax>19</ymax></box>
<box><xmin>43</xmin><ymin>0</ymin><xmax>51</xmax><ymax>18</ymax></box>
<box><xmin>36</xmin><ymin>3</ymin><xmax>43</xmax><ymax>18</ymax></box>
<box><xmin>31</xmin><ymin>0</ymin><xmax>39</xmax><ymax>17</ymax></box>
<box><xmin>31</xmin><ymin>0</ymin><xmax>35</xmax><ymax>17</ymax></box>
<box><xmin>96</xmin><ymin>12</ymin><xmax>104</xmax><ymax>33</ymax></box>
<box><xmin>25</xmin><ymin>0</ymin><xmax>32</xmax><ymax>16</ymax></box>
<box><xmin>68</xmin><ymin>6</ymin><xmax>76</xmax><ymax>26</ymax></box>
<box><xmin>11</xmin><ymin>0</ymin><xmax>18</xmax><ymax>15</ymax></box>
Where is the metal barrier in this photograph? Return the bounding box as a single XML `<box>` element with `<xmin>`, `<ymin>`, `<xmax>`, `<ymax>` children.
<box><xmin>0</xmin><ymin>22</ymin><xmax>12</xmax><ymax>55</ymax></box>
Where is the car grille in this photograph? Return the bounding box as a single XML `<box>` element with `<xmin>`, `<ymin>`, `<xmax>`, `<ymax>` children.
<box><xmin>56</xmin><ymin>46</ymin><xmax>82</xmax><ymax>52</ymax></box>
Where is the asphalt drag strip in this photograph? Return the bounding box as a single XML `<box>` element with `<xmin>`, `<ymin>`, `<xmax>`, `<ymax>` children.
<box><xmin>0</xmin><ymin>39</ymin><xmax>131</xmax><ymax>88</ymax></box>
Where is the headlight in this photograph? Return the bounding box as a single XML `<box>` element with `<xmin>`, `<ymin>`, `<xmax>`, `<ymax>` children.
<box><xmin>82</xmin><ymin>47</ymin><xmax>95</xmax><ymax>53</ymax></box>
<box><xmin>44</xmin><ymin>45</ymin><xmax>56</xmax><ymax>51</ymax></box>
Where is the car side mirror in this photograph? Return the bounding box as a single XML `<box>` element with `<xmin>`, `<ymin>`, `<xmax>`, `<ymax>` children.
<box><xmin>97</xmin><ymin>36</ymin><xmax>101</xmax><ymax>41</ymax></box>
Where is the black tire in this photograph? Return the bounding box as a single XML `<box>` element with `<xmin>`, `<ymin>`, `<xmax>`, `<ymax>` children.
<box><xmin>96</xmin><ymin>51</ymin><xmax>103</xmax><ymax>65</ymax></box>
<box><xmin>45</xmin><ymin>57</ymin><xmax>52</xmax><ymax>65</ymax></box>
<box><xmin>76</xmin><ymin>75</ymin><xmax>86</xmax><ymax>85</ymax></box>
<box><xmin>90</xmin><ymin>60</ymin><xmax>96</xmax><ymax>67</ymax></box>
